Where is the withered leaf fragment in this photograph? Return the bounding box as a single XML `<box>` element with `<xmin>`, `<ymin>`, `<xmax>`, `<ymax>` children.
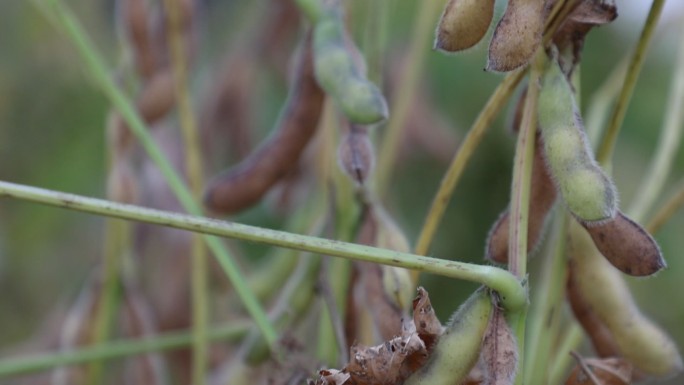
<box><xmin>317</xmin><ymin>369</ymin><xmax>350</xmax><ymax>385</ymax></box>
<box><xmin>203</xmin><ymin>30</ymin><xmax>325</xmax><ymax>214</ymax></box>
<box><xmin>435</xmin><ymin>0</ymin><xmax>495</xmax><ymax>52</ymax></box>
<box><xmin>582</xmin><ymin>211</ymin><xmax>665</xmax><ymax>276</ymax></box>
<box><xmin>565</xmin><ymin>356</ymin><xmax>632</xmax><ymax>385</ymax></box>
<box><xmin>413</xmin><ymin>287</ymin><xmax>444</xmax><ymax>352</ymax></box>
<box><xmin>338</xmin><ymin>124</ymin><xmax>375</xmax><ymax>185</ymax></box>
<box><xmin>487</xmin><ymin>0</ymin><xmax>546</xmax><ymax>72</ymax></box>
<box><xmin>481</xmin><ymin>305</ymin><xmax>518</xmax><ymax>385</ymax></box>
<box><xmin>486</xmin><ymin>132</ymin><xmax>557</xmax><ymax>264</ymax></box>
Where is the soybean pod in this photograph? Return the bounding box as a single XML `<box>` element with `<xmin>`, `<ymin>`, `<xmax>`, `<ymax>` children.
<box><xmin>404</xmin><ymin>287</ymin><xmax>492</xmax><ymax>385</ymax></box>
<box><xmin>313</xmin><ymin>11</ymin><xmax>388</xmax><ymax>124</ymax></box>
<box><xmin>538</xmin><ymin>54</ymin><xmax>617</xmax><ymax>223</ymax></box>
<box><xmin>203</xmin><ymin>30</ymin><xmax>325</xmax><ymax>214</ymax></box>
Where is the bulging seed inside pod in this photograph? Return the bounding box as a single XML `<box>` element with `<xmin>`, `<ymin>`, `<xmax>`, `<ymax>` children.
<box><xmin>434</xmin><ymin>0</ymin><xmax>495</xmax><ymax>52</ymax></box>
<box><xmin>487</xmin><ymin>0</ymin><xmax>545</xmax><ymax>72</ymax></box>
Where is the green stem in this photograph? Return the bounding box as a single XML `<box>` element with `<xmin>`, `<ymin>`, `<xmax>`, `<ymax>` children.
<box><xmin>596</xmin><ymin>0</ymin><xmax>665</xmax><ymax>166</ymax></box>
<box><xmin>508</xmin><ymin>52</ymin><xmax>542</xmax><ymax>385</ymax></box>
<box><xmin>628</xmin><ymin>17</ymin><xmax>684</xmax><ymax>223</ymax></box>
<box><xmin>0</xmin><ymin>321</ymin><xmax>250</xmax><ymax>378</ymax></box>
<box><xmin>31</xmin><ymin>0</ymin><xmax>277</xmax><ymax>348</ymax></box>
<box><xmin>162</xmin><ymin>0</ymin><xmax>209</xmax><ymax>382</ymax></box>
<box><xmin>524</xmin><ymin>213</ymin><xmax>568</xmax><ymax>384</ymax></box>
<box><xmin>548</xmin><ymin>322</ymin><xmax>583</xmax><ymax>385</ymax></box>
<box><xmin>646</xmin><ymin>177</ymin><xmax>684</xmax><ymax>233</ymax></box>
<box><xmin>413</xmin><ymin>70</ymin><xmax>525</xmax><ymax>260</ymax></box>
<box><xmin>375</xmin><ymin>0</ymin><xmax>442</xmax><ymax>195</ymax></box>
<box><xmin>0</xmin><ymin>180</ymin><xmax>527</xmax><ymax>311</ymax></box>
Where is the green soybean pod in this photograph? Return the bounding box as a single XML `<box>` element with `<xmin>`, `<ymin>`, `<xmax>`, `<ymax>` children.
<box><xmin>538</xmin><ymin>56</ymin><xmax>617</xmax><ymax>223</ymax></box>
<box><xmin>313</xmin><ymin>14</ymin><xmax>388</xmax><ymax>124</ymax></box>
<box><xmin>405</xmin><ymin>288</ymin><xmax>492</xmax><ymax>385</ymax></box>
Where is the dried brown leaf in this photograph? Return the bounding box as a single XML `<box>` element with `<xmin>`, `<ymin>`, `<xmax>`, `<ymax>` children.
<box><xmin>412</xmin><ymin>287</ymin><xmax>444</xmax><ymax>353</ymax></box>
<box><xmin>481</xmin><ymin>306</ymin><xmax>518</xmax><ymax>385</ymax></box>
<box><xmin>582</xmin><ymin>211</ymin><xmax>665</xmax><ymax>276</ymax></box>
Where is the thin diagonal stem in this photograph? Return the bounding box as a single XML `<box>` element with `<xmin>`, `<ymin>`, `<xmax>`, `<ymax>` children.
<box><xmin>0</xmin><ymin>180</ymin><xmax>527</xmax><ymax>311</ymax></box>
<box><xmin>162</xmin><ymin>0</ymin><xmax>209</xmax><ymax>382</ymax></box>
<box><xmin>596</xmin><ymin>0</ymin><xmax>666</xmax><ymax>166</ymax></box>
<box><xmin>31</xmin><ymin>0</ymin><xmax>277</xmax><ymax>347</ymax></box>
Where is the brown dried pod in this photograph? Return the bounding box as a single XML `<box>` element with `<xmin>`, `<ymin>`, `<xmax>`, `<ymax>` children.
<box><xmin>486</xmin><ymin>133</ymin><xmax>556</xmax><ymax>264</ymax></box>
<box><xmin>203</xmin><ymin>30</ymin><xmax>325</xmax><ymax>215</ymax></box>
<box><xmin>481</xmin><ymin>305</ymin><xmax>518</xmax><ymax>385</ymax></box>
<box><xmin>487</xmin><ymin>0</ymin><xmax>546</xmax><ymax>72</ymax></box>
<box><xmin>567</xmin><ymin>221</ymin><xmax>683</xmax><ymax>378</ymax></box>
<box><xmin>582</xmin><ymin>211</ymin><xmax>665</xmax><ymax>276</ymax></box>
<box><xmin>434</xmin><ymin>0</ymin><xmax>495</xmax><ymax>52</ymax></box>
<box><xmin>136</xmin><ymin>69</ymin><xmax>176</xmax><ymax>125</ymax></box>
<box><xmin>565</xmin><ymin>356</ymin><xmax>632</xmax><ymax>385</ymax></box>
<box><xmin>117</xmin><ymin>0</ymin><xmax>156</xmax><ymax>79</ymax></box>
<box><xmin>337</xmin><ymin>124</ymin><xmax>375</xmax><ymax>185</ymax></box>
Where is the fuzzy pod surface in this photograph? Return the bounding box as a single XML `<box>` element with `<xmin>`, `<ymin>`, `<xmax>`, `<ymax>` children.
<box><xmin>405</xmin><ymin>288</ymin><xmax>492</xmax><ymax>385</ymax></box>
<box><xmin>435</xmin><ymin>0</ymin><xmax>495</xmax><ymax>52</ymax></box>
<box><xmin>538</xmin><ymin>56</ymin><xmax>617</xmax><ymax>223</ymax></box>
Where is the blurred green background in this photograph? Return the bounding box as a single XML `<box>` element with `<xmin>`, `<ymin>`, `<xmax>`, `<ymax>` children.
<box><xmin>0</xmin><ymin>0</ymin><xmax>682</xmax><ymax>383</ymax></box>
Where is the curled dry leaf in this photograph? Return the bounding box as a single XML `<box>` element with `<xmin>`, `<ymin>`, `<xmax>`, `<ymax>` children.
<box><xmin>337</xmin><ymin>124</ymin><xmax>375</xmax><ymax>185</ymax></box>
<box><xmin>434</xmin><ymin>0</ymin><xmax>495</xmax><ymax>52</ymax></box>
<box><xmin>413</xmin><ymin>287</ymin><xmax>444</xmax><ymax>352</ymax></box>
<box><xmin>481</xmin><ymin>305</ymin><xmax>518</xmax><ymax>385</ymax></box>
<box><xmin>582</xmin><ymin>211</ymin><xmax>665</xmax><ymax>276</ymax></box>
<box><xmin>311</xmin><ymin>288</ymin><xmax>444</xmax><ymax>385</ymax></box>
<box><xmin>487</xmin><ymin>0</ymin><xmax>546</xmax><ymax>72</ymax></box>
<box><xmin>565</xmin><ymin>356</ymin><xmax>632</xmax><ymax>385</ymax></box>
<box><xmin>486</xmin><ymin>132</ymin><xmax>556</xmax><ymax>264</ymax></box>
<box><xmin>204</xmin><ymin>30</ymin><xmax>325</xmax><ymax>215</ymax></box>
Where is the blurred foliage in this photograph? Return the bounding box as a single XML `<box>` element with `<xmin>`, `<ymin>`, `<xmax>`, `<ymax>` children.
<box><xmin>0</xmin><ymin>0</ymin><xmax>682</xmax><ymax>384</ymax></box>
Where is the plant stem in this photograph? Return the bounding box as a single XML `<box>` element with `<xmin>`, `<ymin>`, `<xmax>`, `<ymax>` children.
<box><xmin>524</xmin><ymin>213</ymin><xmax>568</xmax><ymax>384</ymax></box>
<box><xmin>0</xmin><ymin>180</ymin><xmax>527</xmax><ymax>311</ymax></box>
<box><xmin>162</xmin><ymin>0</ymin><xmax>209</xmax><ymax>382</ymax></box>
<box><xmin>0</xmin><ymin>321</ymin><xmax>250</xmax><ymax>378</ymax></box>
<box><xmin>596</xmin><ymin>0</ymin><xmax>665</xmax><ymax>166</ymax></box>
<box><xmin>628</xmin><ymin>17</ymin><xmax>684</xmax><ymax>223</ymax></box>
<box><xmin>413</xmin><ymin>71</ymin><xmax>525</xmax><ymax>265</ymax></box>
<box><xmin>646</xmin><ymin>178</ymin><xmax>684</xmax><ymax>233</ymax></box>
<box><xmin>375</xmin><ymin>0</ymin><xmax>442</xmax><ymax>195</ymax></box>
<box><xmin>548</xmin><ymin>323</ymin><xmax>583</xmax><ymax>385</ymax></box>
<box><xmin>32</xmin><ymin>0</ymin><xmax>277</xmax><ymax>348</ymax></box>
<box><xmin>508</xmin><ymin>51</ymin><xmax>543</xmax><ymax>385</ymax></box>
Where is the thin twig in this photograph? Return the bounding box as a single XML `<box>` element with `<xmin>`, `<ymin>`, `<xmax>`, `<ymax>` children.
<box><xmin>0</xmin><ymin>180</ymin><xmax>527</xmax><ymax>311</ymax></box>
<box><xmin>596</xmin><ymin>0</ymin><xmax>666</xmax><ymax>166</ymax></box>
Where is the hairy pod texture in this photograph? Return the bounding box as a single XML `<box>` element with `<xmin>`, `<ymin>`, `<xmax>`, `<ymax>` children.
<box><xmin>405</xmin><ymin>288</ymin><xmax>492</xmax><ymax>385</ymax></box>
<box><xmin>487</xmin><ymin>0</ymin><xmax>545</xmax><ymax>72</ymax></box>
<box><xmin>434</xmin><ymin>0</ymin><xmax>495</xmax><ymax>52</ymax></box>
<box><xmin>538</xmin><ymin>56</ymin><xmax>617</xmax><ymax>223</ymax></box>
<box><xmin>203</xmin><ymin>31</ymin><xmax>325</xmax><ymax>215</ymax></box>
<box><xmin>313</xmin><ymin>15</ymin><xmax>388</xmax><ymax>124</ymax></box>
<box><xmin>486</xmin><ymin>132</ymin><xmax>557</xmax><ymax>264</ymax></box>
<box><xmin>567</xmin><ymin>221</ymin><xmax>683</xmax><ymax>378</ymax></box>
